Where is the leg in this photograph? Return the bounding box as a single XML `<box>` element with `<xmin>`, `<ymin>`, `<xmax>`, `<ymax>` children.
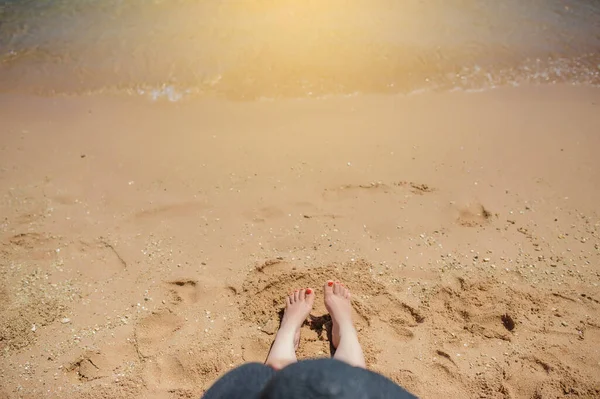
<box><xmin>325</xmin><ymin>281</ymin><xmax>366</xmax><ymax>368</ymax></box>
<box><xmin>201</xmin><ymin>362</ymin><xmax>275</xmax><ymax>399</ymax></box>
<box><xmin>261</xmin><ymin>358</ymin><xmax>417</xmax><ymax>399</ymax></box>
<box><xmin>265</xmin><ymin>287</ymin><xmax>315</xmax><ymax>369</ymax></box>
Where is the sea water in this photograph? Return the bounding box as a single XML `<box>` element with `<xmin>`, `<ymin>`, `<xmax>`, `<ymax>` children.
<box><xmin>1</xmin><ymin>0</ymin><xmax>599</xmax><ymax>100</ymax></box>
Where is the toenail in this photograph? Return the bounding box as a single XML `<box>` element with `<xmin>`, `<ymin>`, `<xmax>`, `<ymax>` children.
<box><xmin>327</xmin><ymin>282</ymin><xmax>333</xmax><ymax>287</ymax></box>
<box><xmin>306</xmin><ymin>288</ymin><xmax>312</xmax><ymax>294</ymax></box>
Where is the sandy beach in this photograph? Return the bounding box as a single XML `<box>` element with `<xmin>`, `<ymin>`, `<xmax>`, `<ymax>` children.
<box><xmin>0</xmin><ymin>85</ymin><xmax>599</xmax><ymax>398</ymax></box>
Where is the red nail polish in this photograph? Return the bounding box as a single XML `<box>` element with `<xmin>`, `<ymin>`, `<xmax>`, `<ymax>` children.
<box><xmin>328</xmin><ymin>282</ymin><xmax>333</xmax><ymax>287</ymax></box>
<box><xmin>306</xmin><ymin>288</ymin><xmax>312</xmax><ymax>294</ymax></box>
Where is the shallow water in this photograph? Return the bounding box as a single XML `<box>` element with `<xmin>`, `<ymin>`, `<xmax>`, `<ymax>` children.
<box><xmin>1</xmin><ymin>0</ymin><xmax>599</xmax><ymax>99</ymax></box>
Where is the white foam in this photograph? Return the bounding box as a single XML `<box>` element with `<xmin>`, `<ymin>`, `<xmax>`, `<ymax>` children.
<box><xmin>137</xmin><ymin>85</ymin><xmax>189</xmax><ymax>102</ymax></box>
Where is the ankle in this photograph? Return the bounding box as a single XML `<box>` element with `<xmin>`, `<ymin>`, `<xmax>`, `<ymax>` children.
<box><xmin>336</xmin><ymin>319</ymin><xmax>356</xmax><ymax>333</ymax></box>
<box><xmin>282</xmin><ymin>323</ymin><xmax>302</xmax><ymax>339</ymax></box>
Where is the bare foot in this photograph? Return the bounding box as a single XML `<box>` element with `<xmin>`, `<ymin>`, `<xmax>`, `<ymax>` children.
<box><xmin>265</xmin><ymin>288</ymin><xmax>314</xmax><ymax>369</ymax></box>
<box><xmin>324</xmin><ymin>281</ymin><xmax>366</xmax><ymax>368</ymax></box>
<box><xmin>324</xmin><ymin>281</ymin><xmax>353</xmax><ymax>347</ymax></box>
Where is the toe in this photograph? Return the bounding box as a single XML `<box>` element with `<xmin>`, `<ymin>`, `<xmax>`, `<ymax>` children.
<box><xmin>299</xmin><ymin>288</ymin><xmax>306</xmax><ymax>300</ymax></box>
<box><xmin>325</xmin><ymin>281</ymin><xmax>334</xmax><ymax>295</ymax></box>
<box><xmin>333</xmin><ymin>282</ymin><xmax>341</xmax><ymax>295</ymax></box>
<box><xmin>293</xmin><ymin>290</ymin><xmax>300</xmax><ymax>302</ymax></box>
<box><xmin>305</xmin><ymin>288</ymin><xmax>315</xmax><ymax>306</ymax></box>
<box><xmin>286</xmin><ymin>294</ymin><xmax>293</xmax><ymax>306</ymax></box>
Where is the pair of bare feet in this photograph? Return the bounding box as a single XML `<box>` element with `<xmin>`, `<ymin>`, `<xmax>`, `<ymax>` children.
<box><xmin>265</xmin><ymin>281</ymin><xmax>366</xmax><ymax>370</ymax></box>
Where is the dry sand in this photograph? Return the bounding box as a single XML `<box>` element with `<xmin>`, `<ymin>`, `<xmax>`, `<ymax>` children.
<box><xmin>0</xmin><ymin>85</ymin><xmax>599</xmax><ymax>398</ymax></box>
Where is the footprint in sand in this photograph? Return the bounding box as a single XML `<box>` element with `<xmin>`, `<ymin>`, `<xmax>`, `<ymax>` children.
<box><xmin>322</xmin><ymin>181</ymin><xmax>434</xmax><ymax>202</ymax></box>
<box><xmin>133</xmin><ymin>201</ymin><xmax>209</xmax><ymax>221</ymax></box>
<box><xmin>166</xmin><ymin>279</ymin><xmax>200</xmax><ymax>305</ymax></box>
<box><xmin>134</xmin><ymin>310</ymin><xmax>184</xmax><ymax>358</ymax></box>
<box><xmin>454</xmin><ymin>203</ymin><xmax>493</xmax><ymax>227</ymax></box>
<box><xmin>143</xmin><ymin>354</ymin><xmax>193</xmax><ymax>391</ymax></box>
<box><xmin>66</xmin><ymin>351</ymin><xmax>109</xmax><ymax>382</ymax></box>
<box><xmin>4</xmin><ymin>232</ymin><xmax>57</xmax><ymax>261</ymax></box>
<box><xmin>163</xmin><ymin>276</ymin><xmax>236</xmax><ymax>308</ymax></box>
<box><xmin>322</xmin><ymin>182</ymin><xmax>393</xmax><ymax>201</ymax></box>
<box><xmin>426</xmin><ymin>278</ymin><xmax>543</xmax><ymax>344</ymax></box>
<box><xmin>388</xmin><ymin>318</ymin><xmax>416</xmax><ymax>341</ymax></box>
<box><xmin>242</xmin><ymin>206</ymin><xmax>285</xmax><ymax>223</ymax></box>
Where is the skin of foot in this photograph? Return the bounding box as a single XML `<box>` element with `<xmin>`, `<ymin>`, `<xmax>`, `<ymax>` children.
<box><xmin>324</xmin><ymin>280</ymin><xmax>366</xmax><ymax>368</ymax></box>
<box><xmin>265</xmin><ymin>288</ymin><xmax>314</xmax><ymax>369</ymax></box>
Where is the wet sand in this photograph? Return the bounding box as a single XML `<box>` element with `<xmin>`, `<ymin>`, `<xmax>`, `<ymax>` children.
<box><xmin>1</xmin><ymin>85</ymin><xmax>600</xmax><ymax>398</ymax></box>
